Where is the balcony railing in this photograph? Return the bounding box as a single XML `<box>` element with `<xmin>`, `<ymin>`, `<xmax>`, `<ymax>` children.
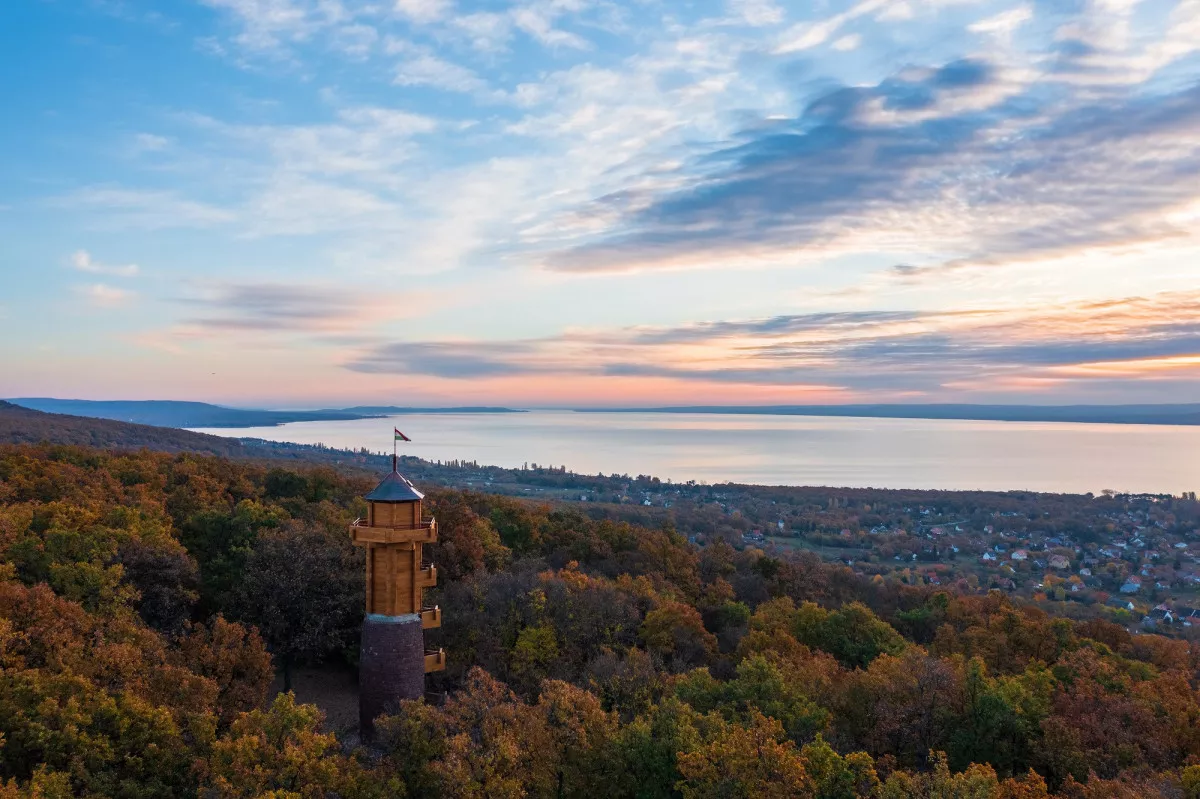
<box><xmin>352</xmin><ymin>517</ymin><xmax>436</xmax><ymax>531</ymax></box>
<box><xmin>424</xmin><ymin>648</ymin><xmax>446</xmax><ymax>673</ymax></box>
<box><xmin>417</xmin><ymin>564</ymin><xmax>438</xmax><ymax>588</ymax></box>
<box><xmin>421</xmin><ymin>605</ymin><xmax>442</xmax><ymax>629</ymax></box>
<box><xmin>348</xmin><ymin>517</ymin><xmax>437</xmax><ymax>544</ymax></box>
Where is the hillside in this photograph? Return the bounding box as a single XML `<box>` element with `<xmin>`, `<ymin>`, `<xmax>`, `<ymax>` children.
<box><xmin>6</xmin><ymin>397</ymin><xmax>377</xmax><ymax>428</ymax></box>
<box><xmin>0</xmin><ymin>400</ymin><xmax>246</xmax><ymax>455</ymax></box>
<box><xmin>6</xmin><ymin>398</ymin><xmax>527</xmax><ymax>428</ymax></box>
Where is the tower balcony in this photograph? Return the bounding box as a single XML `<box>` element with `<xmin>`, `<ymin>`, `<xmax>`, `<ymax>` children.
<box><xmin>417</xmin><ymin>563</ymin><xmax>438</xmax><ymax>589</ymax></box>
<box><xmin>349</xmin><ymin>517</ymin><xmax>437</xmax><ymax>545</ymax></box>
<box><xmin>421</xmin><ymin>605</ymin><xmax>442</xmax><ymax>629</ymax></box>
<box><xmin>424</xmin><ymin>648</ymin><xmax>446</xmax><ymax>673</ymax></box>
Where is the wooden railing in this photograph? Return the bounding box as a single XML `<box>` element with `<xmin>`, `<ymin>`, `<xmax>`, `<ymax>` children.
<box><xmin>350</xmin><ymin>517</ymin><xmax>436</xmax><ymax>532</ymax></box>
<box><xmin>417</xmin><ymin>564</ymin><xmax>438</xmax><ymax>587</ymax></box>
<box><xmin>348</xmin><ymin>517</ymin><xmax>437</xmax><ymax>544</ymax></box>
<box><xmin>424</xmin><ymin>648</ymin><xmax>446</xmax><ymax>673</ymax></box>
<box><xmin>420</xmin><ymin>605</ymin><xmax>442</xmax><ymax>629</ymax></box>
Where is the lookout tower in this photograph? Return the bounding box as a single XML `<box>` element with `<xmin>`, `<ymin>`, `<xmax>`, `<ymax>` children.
<box><xmin>351</xmin><ymin>456</ymin><xmax>445</xmax><ymax>734</ymax></box>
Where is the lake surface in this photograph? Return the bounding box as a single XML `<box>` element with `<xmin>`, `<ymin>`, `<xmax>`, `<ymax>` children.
<box><xmin>192</xmin><ymin>410</ymin><xmax>1200</xmax><ymax>495</ymax></box>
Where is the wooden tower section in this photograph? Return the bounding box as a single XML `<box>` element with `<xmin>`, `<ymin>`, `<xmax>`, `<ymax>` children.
<box><xmin>351</xmin><ymin>457</ymin><xmax>444</xmax><ymax>733</ymax></box>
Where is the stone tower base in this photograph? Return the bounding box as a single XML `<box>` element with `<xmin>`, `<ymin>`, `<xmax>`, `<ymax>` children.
<box><xmin>359</xmin><ymin>613</ymin><xmax>425</xmax><ymax>736</ymax></box>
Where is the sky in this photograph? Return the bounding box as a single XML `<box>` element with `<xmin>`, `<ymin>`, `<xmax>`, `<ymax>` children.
<box><xmin>2</xmin><ymin>0</ymin><xmax>1199</xmax><ymax>408</ymax></box>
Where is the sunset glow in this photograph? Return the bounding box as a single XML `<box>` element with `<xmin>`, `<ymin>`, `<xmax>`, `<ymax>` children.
<box><xmin>3</xmin><ymin>0</ymin><xmax>1199</xmax><ymax>406</ymax></box>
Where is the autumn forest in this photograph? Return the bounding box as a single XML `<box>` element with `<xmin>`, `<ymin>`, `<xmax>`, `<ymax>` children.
<box><xmin>2</xmin><ymin>442</ymin><xmax>1200</xmax><ymax>798</ymax></box>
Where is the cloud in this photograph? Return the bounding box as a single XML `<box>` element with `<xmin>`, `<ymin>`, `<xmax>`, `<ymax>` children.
<box><xmin>55</xmin><ymin>187</ymin><xmax>236</xmax><ymax>230</ymax></box>
<box><xmin>393</xmin><ymin>52</ymin><xmax>490</xmax><ymax>93</ymax></box>
<box><xmin>831</xmin><ymin>34</ymin><xmax>860</xmax><ymax>51</ymax></box>
<box><xmin>511</xmin><ymin>3</ymin><xmax>591</xmax><ymax>50</ymax></box>
<box><xmin>450</xmin><ymin>12</ymin><xmax>513</xmax><ymax>51</ymax></box>
<box><xmin>342</xmin><ymin>291</ymin><xmax>1200</xmax><ymax>400</ymax></box>
<box><xmin>544</xmin><ymin>54</ymin><xmax>1200</xmax><ymax>273</ymax></box>
<box><xmin>70</xmin><ymin>250</ymin><xmax>140</xmax><ymax>277</ymax></box>
<box><xmin>394</xmin><ymin>0</ymin><xmax>451</xmax><ymax>24</ymax></box>
<box><xmin>132</xmin><ymin>133</ymin><xmax>170</xmax><ymax>152</ymax></box>
<box><xmin>968</xmin><ymin>4</ymin><xmax>1032</xmax><ymax>38</ymax></box>
<box><xmin>76</xmin><ymin>283</ymin><xmax>134</xmax><ymax>307</ymax></box>
<box><xmin>727</xmin><ymin>0</ymin><xmax>785</xmax><ymax>26</ymax></box>
<box><xmin>179</xmin><ymin>282</ymin><xmax>410</xmax><ymax>333</ymax></box>
<box><xmin>774</xmin><ymin>0</ymin><xmax>886</xmax><ymax>53</ymax></box>
<box><xmin>348</xmin><ymin>341</ymin><xmax>557</xmax><ymax>377</ymax></box>
<box><xmin>199</xmin><ymin>0</ymin><xmax>319</xmax><ymax>51</ymax></box>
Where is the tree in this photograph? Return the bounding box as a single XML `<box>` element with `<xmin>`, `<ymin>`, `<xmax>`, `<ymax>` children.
<box><xmin>201</xmin><ymin>693</ymin><xmax>395</xmax><ymax>799</ymax></box>
<box><xmin>229</xmin><ymin>522</ymin><xmax>362</xmax><ymax>690</ymax></box>
<box><xmin>800</xmin><ymin>735</ymin><xmax>880</xmax><ymax>799</ymax></box>
<box><xmin>428</xmin><ymin>493</ymin><xmax>510</xmax><ymax>579</ymax></box>
<box><xmin>611</xmin><ymin>699</ymin><xmax>704</xmax><ymax>799</ymax></box>
<box><xmin>171</xmin><ymin>615</ymin><xmax>273</xmax><ymax>725</ymax></box>
<box><xmin>639</xmin><ymin>601</ymin><xmax>717</xmax><ymax>670</ymax></box>
<box><xmin>676</xmin><ymin>711</ymin><xmax>814</xmax><ymax>799</ymax></box>
<box><xmin>675</xmin><ymin>655</ymin><xmax>830</xmax><ymax>744</ymax></box>
<box><xmin>181</xmin><ymin>500</ymin><xmax>286</xmax><ymax>609</ymax></box>
<box><xmin>117</xmin><ymin>539</ymin><xmax>200</xmax><ymax>636</ymax></box>
<box><xmin>536</xmin><ymin>680</ymin><xmax>619</xmax><ymax>799</ymax></box>
<box><xmin>433</xmin><ymin>668</ymin><xmax>556</xmax><ymax>799</ymax></box>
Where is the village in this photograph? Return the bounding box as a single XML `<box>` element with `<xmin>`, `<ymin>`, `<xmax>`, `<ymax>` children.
<box><xmin>244</xmin><ymin>442</ymin><xmax>1200</xmax><ymax>633</ymax></box>
<box><xmin>404</xmin><ymin>457</ymin><xmax>1200</xmax><ymax>631</ymax></box>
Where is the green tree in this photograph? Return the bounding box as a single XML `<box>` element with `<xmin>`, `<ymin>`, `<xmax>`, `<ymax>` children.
<box><xmin>229</xmin><ymin>522</ymin><xmax>362</xmax><ymax>690</ymax></box>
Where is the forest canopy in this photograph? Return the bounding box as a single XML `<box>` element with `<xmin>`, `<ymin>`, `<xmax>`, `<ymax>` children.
<box><xmin>1</xmin><ymin>442</ymin><xmax>1199</xmax><ymax>798</ymax></box>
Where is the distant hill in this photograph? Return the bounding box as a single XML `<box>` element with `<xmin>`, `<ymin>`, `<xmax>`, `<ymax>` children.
<box><xmin>582</xmin><ymin>403</ymin><xmax>1200</xmax><ymax>426</ymax></box>
<box><xmin>339</xmin><ymin>406</ymin><xmax>525</xmax><ymax>414</ymax></box>
<box><xmin>6</xmin><ymin>399</ymin><xmax>526</xmax><ymax>429</ymax></box>
<box><xmin>7</xmin><ymin>398</ymin><xmax>377</xmax><ymax>428</ymax></box>
<box><xmin>0</xmin><ymin>401</ymin><xmax>246</xmax><ymax>455</ymax></box>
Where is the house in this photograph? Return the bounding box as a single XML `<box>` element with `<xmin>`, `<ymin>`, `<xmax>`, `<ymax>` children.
<box><xmin>1120</xmin><ymin>576</ymin><xmax>1142</xmax><ymax>594</ymax></box>
<box><xmin>1049</xmin><ymin>554</ymin><xmax>1070</xmax><ymax>570</ymax></box>
<box><xmin>1079</xmin><ymin>567</ymin><xmax>1093</xmax><ymax>577</ymax></box>
<box><xmin>1179</xmin><ymin>608</ymin><xmax>1200</xmax><ymax>627</ymax></box>
<box><xmin>1011</xmin><ymin>549</ymin><xmax>1029</xmax><ymax>562</ymax></box>
<box><xmin>982</xmin><ymin>552</ymin><xmax>997</xmax><ymax>562</ymax></box>
<box><xmin>1144</xmin><ymin>607</ymin><xmax>1174</xmax><ymax>628</ymax></box>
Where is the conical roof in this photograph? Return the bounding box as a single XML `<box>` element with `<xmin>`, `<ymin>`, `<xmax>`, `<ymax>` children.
<box><xmin>365</xmin><ymin>468</ymin><xmax>425</xmax><ymax>502</ymax></box>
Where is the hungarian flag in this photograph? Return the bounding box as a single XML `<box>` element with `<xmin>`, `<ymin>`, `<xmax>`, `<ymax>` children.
<box><xmin>394</xmin><ymin>428</ymin><xmax>411</xmax><ymax>442</ymax></box>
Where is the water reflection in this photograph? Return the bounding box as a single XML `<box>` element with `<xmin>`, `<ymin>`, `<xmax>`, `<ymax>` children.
<box><xmin>193</xmin><ymin>411</ymin><xmax>1200</xmax><ymax>495</ymax></box>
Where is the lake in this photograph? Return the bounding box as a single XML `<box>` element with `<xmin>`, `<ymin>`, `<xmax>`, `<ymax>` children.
<box><xmin>192</xmin><ymin>410</ymin><xmax>1200</xmax><ymax>495</ymax></box>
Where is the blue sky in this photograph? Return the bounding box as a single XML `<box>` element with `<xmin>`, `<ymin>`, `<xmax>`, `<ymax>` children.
<box><xmin>2</xmin><ymin>0</ymin><xmax>1199</xmax><ymax>407</ymax></box>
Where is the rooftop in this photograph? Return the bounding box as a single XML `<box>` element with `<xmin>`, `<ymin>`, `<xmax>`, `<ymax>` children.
<box><xmin>365</xmin><ymin>468</ymin><xmax>425</xmax><ymax>502</ymax></box>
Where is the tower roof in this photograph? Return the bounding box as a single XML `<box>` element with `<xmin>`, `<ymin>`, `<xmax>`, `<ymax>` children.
<box><xmin>365</xmin><ymin>468</ymin><xmax>425</xmax><ymax>502</ymax></box>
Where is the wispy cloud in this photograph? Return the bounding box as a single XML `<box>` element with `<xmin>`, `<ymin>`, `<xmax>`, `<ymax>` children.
<box><xmin>178</xmin><ymin>282</ymin><xmax>415</xmax><ymax>334</ymax></box>
<box><xmin>545</xmin><ymin>58</ymin><xmax>1200</xmax><ymax>274</ymax></box>
<box><xmin>70</xmin><ymin>250</ymin><xmax>139</xmax><ymax>277</ymax></box>
<box><xmin>76</xmin><ymin>283</ymin><xmax>135</xmax><ymax>307</ymax></box>
<box><xmin>55</xmin><ymin>187</ymin><xmax>236</xmax><ymax>230</ymax></box>
<box><xmin>394</xmin><ymin>0</ymin><xmax>453</xmax><ymax>24</ymax></box>
<box><xmin>392</xmin><ymin>49</ymin><xmax>491</xmax><ymax>94</ymax></box>
<box><xmin>344</xmin><ymin>292</ymin><xmax>1200</xmax><ymax>400</ymax></box>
